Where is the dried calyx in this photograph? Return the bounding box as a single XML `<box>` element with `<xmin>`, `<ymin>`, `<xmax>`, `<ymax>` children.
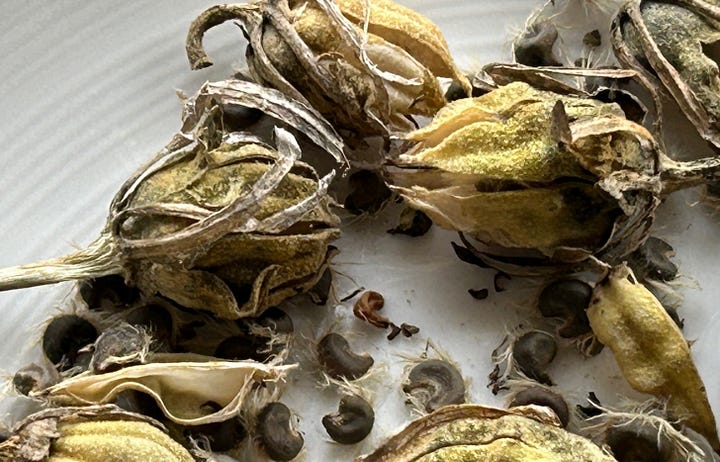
<box><xmin>0</xmin><ymin>405</ymin><xmax>195</xmax><ymax>462</ymax></box>
<box><xmin>0</xmin><ymin>80</ymin><xmax>345</xmax><ymax>320</ymax></box>
<box><xmin>355</xmin><ymin>404</ymin><xmax>616</xmax><ymax>461</ymax></box>
<box><xmin>391</xmin><ymin>65</ymin><xmax>720</xmax><ymax>275</ymax></box>
<box><xmin>613</xmin><ymin>0</ymin><xmax>720</xmax><ymax>150</ymax></box>
<box><xmin>186</xmin><ymin>0</ymin><xmax>470</xmax><ymax>139</ymax></box>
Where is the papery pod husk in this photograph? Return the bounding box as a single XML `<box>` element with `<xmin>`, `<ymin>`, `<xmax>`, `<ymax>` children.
<box><xmin>389</xmin><ymin>68</ymin><xmax>664</xmax><ymax>274</ymax></box>
<box><xmin>34</xmin><ymin>354</ymin><xmax>293</xmax><ymax>426</ymax></box>
<box><xmin>0</xmin><ymin>80</ymin><xmax>344</xmax><ymax>319</ymax></box>
<box><xmin>0</xmin><ymin>405</ymin><xmax>194</xmax><ymax>462</ymax></box>
<box><xmin>356</xmin><ymin>404</ymin><xmax>616</xmax><ymax>461</ymax></box>
<box><xmin>612</xmin><ymin>0</ymin><xmax>720</xmax><ymax>150</ymax></box>
<box><xmin>186</xmin><ymin>0</ymin><xmax>460</xmax><ymax>137</ymax></box>
<box><xmin>586</xmin><ymin>264</ymin><xmax>719</xmax><ymax>450</ymax></box>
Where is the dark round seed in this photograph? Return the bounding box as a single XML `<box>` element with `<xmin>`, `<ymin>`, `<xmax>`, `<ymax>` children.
<box><xmin>322</xmin><ymin>395</ymin><xmax>374</xmax><ymax>444</ymax></box>
<box><xmin>513</xmin><ymin>331</ymin><xmax>557</xmax><ymax>385</ymax></box>
<box><xmin>509</xmin><ymin>386</ymin><xmax>569</xmax><ymax>427</ymax></box>
<box><xmin>215</xmin><ymin>334</ymin><xmax>266</xmax><ymax>362</ymax></box>
<box><xmin>42</xmin><ymin>315</ymin><xmax>98</xmax><ymax>369</ymax></box>
<box><xmin>114</xmin><ymin>390</ymin><xmax>166</xmax><ymax>422</ymax></box>
<box><xmin>185</xmin><ymin>417</ymin><xmax>247</xmax><ymax>452</ymax></box>
<box><xmin>222</xmin><ymin>104</ymin><xmax>263</xmax><ymax>131</ymax></box>
<box><xmin>538</xmin><ymin>279</ymin><xmax>593</xmax><ymax>338</ymax></box>
<box><xmin>124</xmin><ymin>304</ymin><xmax>174</xmax><ymax>350</ymax></box>
<box><xmin>403</xmin><ymin>359</ymin><xmax>466</xmax><ymax>412</ymax></box>
<box><xmin>317</xmin><ymin>333</ymin><xmax>374</xmax><ymax>380</ymax></box>
<box><xmin>255</xmin><ymin>307</ymin><xmax>294</xmax><ymax>335</ymax></box>
<box><xmin>257</xmin><ymin>402</ymin><xmax>304</xmax><ymax>461</ymax></box>
<box><xmin>514</xmin><ymin>21</ymin><xmax>562</xmax><ymax>67</ymax></box>
<box><xmin>343</xmin><ymin>170</ymin><xmax>392</xmax><ymax>215</ymax></box>
<box><xmin>13</xmin><ymin>363</ymin><xmax>56</xmax><ymax>395</ymax></box>
<box><xmin>444</xmin><ymin>81</ymin><xmax>469</xmax><ymax>102</ymax></box>
<box><xmin>79</xmin><ymin>275</ymin><xmax>139</xmax><ymax>310</ymax></box>
<box><xmin>606</xmin><ymin>429</ymin><xmax>663</xmax><ymax>462</ymax></box>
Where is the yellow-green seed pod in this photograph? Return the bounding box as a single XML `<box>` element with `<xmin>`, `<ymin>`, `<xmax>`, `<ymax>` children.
<box><xmin>48</xmin><ymin>420</ymin><xmax>193</xmax><ymax>462</ymax></box>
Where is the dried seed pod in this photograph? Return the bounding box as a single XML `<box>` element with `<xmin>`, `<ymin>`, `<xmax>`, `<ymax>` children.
<box><xmin>355</xmin><ymin>404</ymin><xmax>616</xmax><ymax>461</ymax></box>
<box><xmin>317</xmin><ymin>333</ymin><xmax>374</xmax><ymax>380</ymax></box>
<box><xmin>91</xmin><ymin>324</ymin><xmax>151</xmax><ymax>374</ymax></box>
<box><xmin>353</xmin><ymin>291</ymin><xmax>389</xmax><ymax>329</ymax></box>
<box><xmin>538</xmin><ymin>278</ymin><xmax>593</xmax><ymax>338</ymax></box>
<box><xmin>403</xmin><ymin>359</ymin><xmax>465</xmax><ymax>413</ymax></box>
<box><xmin>513</xmin><ymin>20</ymin><xmax>562</xmax><ymax>67</ymax></box>
<box><xmin>0</xmin><ymin>80</ymin><xmax>344</xmax><ymax>320</ymax></box>
<box><xmin>508</xmin><ymin>386</ymin><xmax>570</xmax><ymax>428</ymax></box>
<box><xmin>36</xmin><ymin>356</ymin><xmax>292</xmax><ymax>426</ymax></box>
<box><xmin>322</xmin><ymin>394</ymin><xmax>374</xmax><ymax>444</ymax></box>
<box><xmin>613</xmin><ymin>0</ymin><xmax>720</xmax><ymax>149</ymax></box>
<box><xmin>586</xmin><ymin>264</ymin><xmax>719</xmax><ymax>450</ymax></box>
<box><xmin>0</xmin><ymin>405</ymin><xmax>194</xmax><ymax>462</ymax></box>
<box><xmin>390</xmin><ymin>79</ymin><xmax>662</xmax><ymax>274</ymax></box>
<box><xmin>257</xmin><ymin>402</ymin><xmax>304</xmax><ymax>461</ymax></box>
<box><xmin>42</xmin><ymin>315</ymin><xmax>98</xmax><ymax>371</ymax></box>
<box><xmin>13</xmin><ymin>363</ymin><xmax>59</xmax><ymax>396</ymax></box>
<box><xmin>186</xmin><ymin>0</ymin><xmax>469</xmax><ymax>138</ymax></box>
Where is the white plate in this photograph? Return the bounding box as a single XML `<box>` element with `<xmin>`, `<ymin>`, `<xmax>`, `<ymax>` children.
<box><xmin>1</xmin><ymin>1</ymin><xmax>718</xmax><ymax>460</ymax></box>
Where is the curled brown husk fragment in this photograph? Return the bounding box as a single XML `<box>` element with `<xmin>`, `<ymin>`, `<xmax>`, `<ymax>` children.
<box><xmin>186</xmin><ymin>0</ymin><xmax>469</xmax><ymax>138</ymax></box>
<box><xmin>613</xmin><ymin>0</ymin><xmax>720</xmax><ymax>150</ymax></box>
<box><xmin>586</xmin><ymin>264</ymin><xmax>719</xmax><ymax>450</ymax></box>
<box><xmin>0</xmin><ymin>405</ymin><xmax>194</xmax><ymax>462</ymax></box>
<box><xmin>390</xmin><ymin>65</ymin><xmax>720</xmax><ymax>275</ymax></box>
<box><xmin>0</xmin><ymin>80</ymin><xmax>344</xmax><ymax>319</ymax></box>
<box><xmin>356</xmin><ymin>404</ymin><xmax>616</xmax><ymax>461</ymax></box>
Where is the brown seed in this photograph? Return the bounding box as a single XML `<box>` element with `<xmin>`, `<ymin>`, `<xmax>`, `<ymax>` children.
<box><xmin>400</xmin><ymin>323</ymin><xmax>420</xmax><ymax>337</ymax></box>
<box><xmin>317</xmin><ymin>333</ymin><xmax>374</xmax><ymax>380</ymax></box>
<box><xmin>353</xmin><ymin>291</ymin><xmax>390</xmax><ymax>329</ymax></box>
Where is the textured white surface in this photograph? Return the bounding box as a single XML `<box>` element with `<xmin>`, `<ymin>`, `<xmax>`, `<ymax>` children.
<box><xmin>0</xmin><ymin>1</ymin><xmax>718</xmax><ymax>459</ymax></box>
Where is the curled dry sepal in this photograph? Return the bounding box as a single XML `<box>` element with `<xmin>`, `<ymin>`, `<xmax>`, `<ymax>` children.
<box><xmin>586</xmin><ymin>264</ymin><xmax>720</xmax><ymax>450</ymax></box>
<box><xmin>390</xmin><ymin>65</ymin><xmax>720</xmax><ymax>275</ymax></box>
<box><xmin>613</xmin><ymin>0</ymin><xmax>720</xmax><ymax>150</ymax></box>
<box><xmin>0</xmin><ymin>405</ymin><xmax>194</xmax><ymax>462</ymax></box>
<box><xmin>0</xmin><ymin>79</ymin><xmax>346</xmax><ymax>319</ymax></box>
<box><xmin>186</xmin><ymin>0</ymin><xmax>470</xmax><ymax>138</ymax></box>
<box><xmin>355</xmin><ymin>404</ymin><xmax>616</xmax><ymax>461</ymax></box>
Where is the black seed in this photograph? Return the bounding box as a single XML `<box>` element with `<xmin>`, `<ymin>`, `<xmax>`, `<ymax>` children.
<box><xmin>538</xmin><ymin>279</ymin><xmax>593</xmax><ymax>338</ymax></box>
<box><xmin>257</xmin><ymin>402</ymin><xmax>304</xmax><ymax>461</ymax></box>
<box><xmin>343</xmin><ymin>170</ymin><xmax>392</xmax><ymax>215</ymax></box>
<box><xmin>124</xmin><ymin>304</ymin><xmax>174</xmax><ymax>351</ymax></box>
<box><xmin>92</xmin><ymin>325</ymin><xmax>147</xmax><ymax>374</ymax></box>
<box><xmin>79</xmin><ymin>275</ymin><xmax>139</xmax><ymax>310</ymax></box>
<box><xmin>494</xmin><ymin>272</ymin><xmax>511</xmax><ymax>292</ymax></box>
<box><xmin>626</xmin><ymin>236</ymin><xmax>678</xmax><ymax>282</ymax></box>
<box><xmin>606</xmin><ymin>429</ymin><xmax>663</xmax><ymax>462</ymax></box>
<box><xmin>576</xmin><ymin>392</ymin><xmax>603</xmax><ymax>419</ymax></box>
<box><xmin>308</xmin><ymin>268</ymin><xmax>332</xmax><ymax>305</ymax></box>
<box><xmin>583</xmin><ymin>30</ymin><xmax>602</xmax><ymax>48</ymax></box>
<box><xmin>387</xmin><ymin>208</ymin><xmax>433</xmax><ymax>237</ymax></box>
<box><xmin>215</xmin><ymin>334</ymin><xmax>266</xmax><ymax>362</ymax></box>
<box><xmin>468</xmin><ymin>288</ymin><xmax>489</xmax><ymax>300</ymax></box>
<box><xmin>222</xmin><ymin>104</ymin><xmax>263</xmax><ymax>131</ymax></box>
<box><xmin>42</xmin><ymin>315</ymin><xmax>98</xmax><ymax>369</ymax></box>
<box><xmin>514</xmin><ymin>21</ymin><xmax>562</xmax><ymax>67</ymax></box>
<box><xmin>444</xmin><ymin>81</ymin><xmax>469</xmax><ymax>102</ymax></box>
<box><xmin>513</xmin><ymin>332</ymin><xmax>557</xmax><ymax>385</ymax></box>
<box><xmin>255</xmin><ymin>307</ymin><xmax>294</xmax><ymax>335</ymax></box>
<box><xmin>509</xmin><ymin>387</ymin><xmax>569</xmax><ymax>427</ymax></box>
<box><xmin>387</xmin><ymin>323</ymin><xmax>402</xmax><ymax>341</ymax></box>
<box><xmin>185</xmin><ymin>417</ymin><xmax>247</xmax><ymax>452</ymax></box>
<box><xmin>114</xmin><ymin>390</ymin><xmax>166</xmax><ymax>422</ymax></box>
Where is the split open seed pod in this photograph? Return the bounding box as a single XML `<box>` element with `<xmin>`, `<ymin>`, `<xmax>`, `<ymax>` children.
<box><xmin>34</xmin><ymin>354</ymin><xmax>292</xmax><ymax>426</ymax></box>
<box><xmin>0</xmin><ymin>79</ymin><xmax>345</xmax><ymax>319</ymax></box>
<box><xmin>587</xmin><ymin>264</ymin><xmax>719</xmax><ymax>450</ymax></box>
<box><xmin>356</xmin><ymin>404</ymin><xmax>616</xmax><ymax>461</ymax></box>
<box><xmin>0</xmin><ymin>405</ymin><xmax>194</xmax><ymax>462</ymax></box>
<box><xmin>391</xmin><ymin>65</ymin><xmax>720</xmax><ymax>275</ymax></box>
<box><xmin>613</xmin><ymin>0</ymin><xmax>720</xmax><ymax>150</ymax></box>
<box><xmin>187</xmin><ymin>0</ymin><xmax>469</xmax><ymax>138</ymax></box>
